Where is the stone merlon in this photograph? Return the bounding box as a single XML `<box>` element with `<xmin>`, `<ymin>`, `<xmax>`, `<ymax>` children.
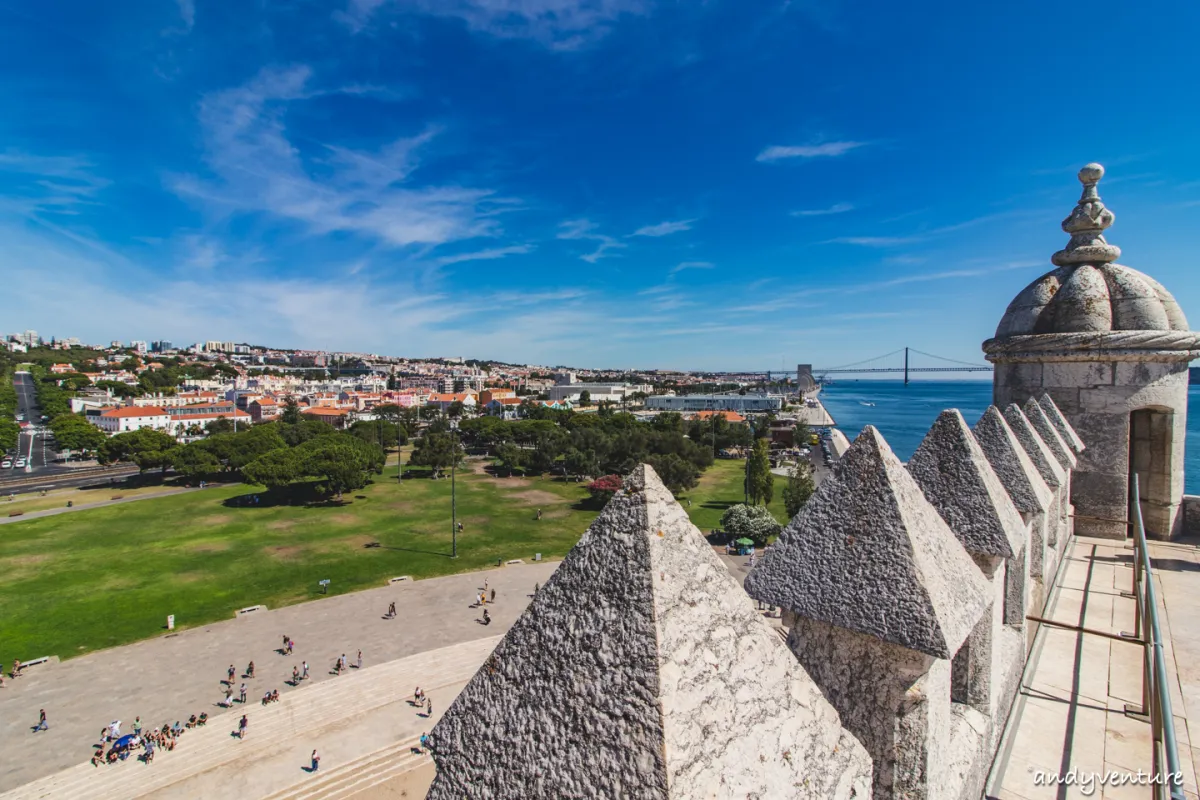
<box><xmin>426</xmin><ymin>464</ymin><xmax>872</xmax><ymax>800</ymax></box>
<box><xmin>744</xmin><ymin>426</ymin><xmax>991</xmax><ymax>660</ymax></box>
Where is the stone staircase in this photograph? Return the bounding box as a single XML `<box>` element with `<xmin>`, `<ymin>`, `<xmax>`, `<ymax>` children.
<box><xmin>0</xmin><ymin>637</ymin><xmax>499</xmax><ymax>800</ymax></box>
<box><xmin>261</xmin><ymin>736</ymin><xmax>429</xmax><ymax>800</ymax></box>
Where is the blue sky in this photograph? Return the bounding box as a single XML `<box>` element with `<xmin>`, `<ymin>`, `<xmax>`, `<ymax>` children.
<box><xmin>1</xmin><ymin>0</ymin><xmax>1198</xmax><ymax>371</ymax></box>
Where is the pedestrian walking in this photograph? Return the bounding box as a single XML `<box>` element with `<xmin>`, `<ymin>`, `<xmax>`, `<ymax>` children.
<box><xmin>133</xmin><ymin>717</ymin><xmax>142</xmax><ymax>737</ymax></box>
<box><xmin>247</xmin><ymin>661</ymin><xmax>255</xmax><ymax>678</ymax></box>
<box><xmin>227</xmin><ymin>665</ymin><xmax>235</xmax><ymax>685</ymax></box>
<box><xmin>287</xmin><ymin>638</ymin><xmax>294</xmax><ymax>655</ymax></box>
<box><xmin>238</xmin><ymin>715</ymin><xmax>248</xmax><ymax>740</ymax></box>
<box><xmin>301</xmin><ymin>661</ymin><xmax>309</xmax><ymax>680</ymax></box>
<box><xmin>311</xmin><ymin>749</ymin><xmax>320</xmax><ymax>772</ymax></box>
<box><xmin>356</xmin><ymin>650</ymin><xmax>363</xmax><ymax>670</ymax></box>
<box><xmin>490</xmin><ymin>588</ymin><xmax>495</xmax><ymax>603</ymax></box>
<box><xmin>292</xmin><ymin>666</ymin><xmax>300</xmax><ymax>684</ymax></box>
<box><xmin>144</xmin><ymin>738</ymin><xmax>155</xmax><ymax>763</ymax></box>
<box><xmin>426</xmin><ymin>697</ymin><xmax>432</xmax><ymax>716</ymax></box>
<box><xmin>239</xmin><ymin>683</ymin><xmax>247</xmax><ymax>703</ymax></box>
<box><xmin>35</xmin><ymin>709</ymin><xmax>48</xmax><ymax>731</ymax></box>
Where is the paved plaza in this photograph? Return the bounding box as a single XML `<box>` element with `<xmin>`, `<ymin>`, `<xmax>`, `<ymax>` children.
<box><xmin>0</xmin><ymin>560</ymin><xmax>558</xmax><ymax>794</ymax></box>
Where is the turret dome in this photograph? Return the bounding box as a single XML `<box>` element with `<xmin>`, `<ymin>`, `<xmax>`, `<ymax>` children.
<box><xmin>993</xmin><ymin>164</ymin><xmax>1189</xmax><ymax>338</ymax></box>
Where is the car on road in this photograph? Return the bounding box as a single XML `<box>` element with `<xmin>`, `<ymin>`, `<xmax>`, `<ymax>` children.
<box><xmin>1</xmin><ymin>459</ymin><xmax>11</xmax><ymax>469</ymax></box>
<box><xmin>14</xmin><ymin>458</ymin><xmax>27</xmax><ymax>468</ymax></box>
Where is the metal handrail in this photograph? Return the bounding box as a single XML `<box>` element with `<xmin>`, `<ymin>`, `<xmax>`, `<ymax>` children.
<box><xmin>1129</xmin><ymin>475</ymin><xmax>1186</xmax><ymax>800</ymax></box>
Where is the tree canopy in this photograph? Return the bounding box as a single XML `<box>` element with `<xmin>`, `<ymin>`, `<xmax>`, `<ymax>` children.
<box><xmin>782</xmin><ymin>461</ymin><xmax>815</xmax><ymax>519</ymax></box>
<box><xmin>746</xmin><ymin>438</ymin><xmax>774</xmax><ymax>506</ymax></box>
<box><xmin>720</xmin><ymin>504</ymin><xmax>782</xmax><ymax>547</ymax></box>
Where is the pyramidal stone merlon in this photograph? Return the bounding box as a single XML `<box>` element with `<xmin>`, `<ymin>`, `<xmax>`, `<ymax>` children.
<box><xmin>907</xmin><ymin>409</ymin><xmax>1025</xmax><ymax>559</ymax></box>
<box><xmin>1003</xmin><ymin>405</ymin><xmax>1067</xmax><ymax>489</ymax></box>
<box><xmin>1023</xmin><ymin>397</ymin><xmax>1078</xmax><ymax>471</ymax></box>
<box><xmin>973</xmin><ymin>406</ymin><xmax>1054</xmax><ymax>516</ymax></box>
<box><xmin>745</xmin><ymin>426</ymin><xmax>990</xmax><ymax>659</ymax></box>
<box><xmin>426</xmin><ymin>464</ymin><xmax>872</xmax><ymax>800</ymax></box>
<box><xmin>1037</xmin><ymin>393</ymin><xmax>1086</xmax><ymax>455</ymax></box>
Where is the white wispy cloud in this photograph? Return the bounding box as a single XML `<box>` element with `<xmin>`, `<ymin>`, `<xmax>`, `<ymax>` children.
<box><xmin>433</xmin><ymin>244</ymin><xmax>535</xmax><ymax>266</ymax></box>
<box><xmin>630</xmin><ymin>219</ymin><xmax>696</xmax><ymax>237</ymax></box>
<box><xmin>669</xmin><ymin>261</ymin><xmax>713</xmax><ymax>274</ymax></box>
<box><xmin>557</xmin><ymin>218</ymin><xmax>625</xmax><ymax>263</ymax></box>
<box><xmin>841</xmin><ymin>261</ymin><xmax>1042</xmax><ymax>293</ymax></box>
<box><xmin>176</xmin><ymin>0</ymin><xmax>195</xmax><ymax>29</ymax></box>
<box><xmin>339</xmin><ymin>0</ymin><xmax>650</xmax><ymax>49</ymax></box>
<box><xmin>0</xmin><ymin>150</ymin><xmax>111</xmax><ymax>215</ymax></box>
<box><xmin>756</xmin><ymin>141</ymin><xmax>867</xmax><ymax>163</ymax></box>
<box><xmin>171</xmin><ymin>65</ymin><xmax>507</xmax><ymax>250</ymax></box>
<box><xmin>825</xmin><ymin>210</ymin><xmax>1047</xmax><ymax>247</ymax></box>
<box><xmin>790</xmin><ymin>202</ymin><xmax>854</xmax><ymax>217</ymax></box>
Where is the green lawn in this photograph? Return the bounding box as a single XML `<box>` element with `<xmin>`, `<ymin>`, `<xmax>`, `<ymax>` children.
<box><xmin>676</xmin><ymin>458</ymin><xmax>791</xmax><ymax>533</ymax></box>
<box><xmin>0</xmin><ymin>458</ymin><xmax>778</xmax><ymax>665</ymax></box>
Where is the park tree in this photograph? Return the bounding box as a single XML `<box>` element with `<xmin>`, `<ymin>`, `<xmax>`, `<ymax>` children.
<box><xmin>563</xmin><ymin>447</ymin><xmax>599</xmax><ymax>482</ymax></box>
<box><xmin>495</xmin><ymin>441</ymin><xmax>525</xmax><ymax>476</ymax></box>
<box><xmin>647</xmin><ymin>453</ymin><xmax>701</xmax><ymax>495</ymax></box>
<box><xmin>719</xmin><ymin>503</ymin><xmax>782</xmax><ymax>547</ymax></box>
<box><xmin>746</xmin><ymin>438</ymin><xmax>774</xmax><ymax>506</ymax></box>
<box><xmin>205</xmin><ymin>417</ymin><xmax>236</xmax><ymax>436</ymax></box>
<box><xmin>578</xmin><ymin>389</ymin><xmax>591</xmax><ymax>406</ymax></box>
<box><xmin>298</xmin><ymin>436</ymin><xmax>379</xmax><ymax>498</ymax></box>
<box><xmin>49</xmin><ymin>414</ymin><xmax>107</xmax><ymax>456</ymax></box>
<box><xmin>782</xmin><ymin>461</ymin><xmax>816</xmax><ymax>519</ymax></box>
<box><xmin>447</xmin><ymin>400</ymin><xmax>466</xmax><ymax>418</ymax></box>
<box><xmin>101</xmin><ymin>428</ymin><xmax>177</xmax><ymax>474</ymax></box>
<box><xmin>409</xmin><ymin>432</ymin><xmax>462</xmax><ymax>478</ymax></box>
<box><xmin>280</xmin><ymin>396</ymin><xmax>302</xmax><ymax>425</ymax></box>
<box><xmin>241</xmin><ymin>448</ymin><xmax>304</xmax><ymax>488</ymax></box>
<box><xmin>0</xmin><ymin>418</ymin><xmax>18</xmax><ymax>453</ymax></box>
<box><xmin>169</xmin><ymin>444</ymin><xmax>221</xmax><ymax>478</ymax></box>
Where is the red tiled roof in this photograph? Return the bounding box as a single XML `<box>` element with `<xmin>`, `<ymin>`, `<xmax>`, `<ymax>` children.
<box><xmin>101</xmin><ymin>406</ymin><xmax>169</xmax><ymax>418</ymax></box>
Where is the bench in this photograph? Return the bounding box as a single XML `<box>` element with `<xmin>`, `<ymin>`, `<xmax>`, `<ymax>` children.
<box><xmin>18</xmin><ymin>656</ymin><xmax>58</xmax><ymax>669</ymax></box>
<box><xmin>7</xmin><ymin>510</ymin><xmax>23</xmax><ymax>517</ymax></box>
<box><xmin>234</xmin><ymin>605</ymin><xmax>267</xmax><ymax>618</ymax></box>
<box><xmin>506</xmin><ymin>559</ymin><xmax>524</xmax><ymax>565</ymax></box>
<box><xmin>388</xmin><ymin>576</ymin><xmax>413</xmax><ymax>584</ymax></box>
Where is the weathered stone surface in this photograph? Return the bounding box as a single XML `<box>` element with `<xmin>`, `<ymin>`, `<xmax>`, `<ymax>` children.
<box><xmin>1037</xmin><ymin>393</ymin><xmax>1085</xmax><ymax>454</ymax></box>
<box><xmin>1023</xmin><ymin>397</ymin><xmax>1078</xmax><ymax>470</ymax></box>
<box><xmin>745</xmin><ymin>426</ymin><xmax>990</xmax><ymax>660</ymax></box>
<box><xmin>1002</xmin><ymin>405</ymin><xmax>1066</xmax><ymax>490</ymax></box>
<box><xmin>907</xmin><ymin>410</ymin><xmax>1025</xmax><ymax>560</ymax></box>
<box><xmin>427</xmin><ymin>464</ymin><xmax>872</xmax><ymax>800</ymax></box>
<box><xmin>972</xmin><ymin>406</ymin><xmax>1053</xmax><ymax>516</ymax></box>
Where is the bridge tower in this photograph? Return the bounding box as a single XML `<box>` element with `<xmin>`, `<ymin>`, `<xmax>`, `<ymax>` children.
<box><xmin>984</xmin><ymin>164</ymin><xmax>1200</xmax><ymax>540</ymax></box>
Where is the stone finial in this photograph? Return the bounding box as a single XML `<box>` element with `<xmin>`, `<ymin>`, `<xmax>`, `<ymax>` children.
<box><xmin>1051</xmin><ymin>163</ymin><xmax>1121</xmax><ymax>267</ymax></box>
<box><xmin>907</xmin><ymin>410</ymin><xmax>1025</xmax><ymax>560</ymax></box>
<box><xmin>427</xmin><ymin>463</ymin><xmax>872</xmax><ymax>800</ymax></box>
<box><xmin>1037</xmin><ymin>394</ymin><xmax>1086</xmax><ymax>454</ymax></box>
<box><xmin>973</xmin><ymin>406</ymin><xmax>1054</xmax><ymax>516</ymax></box>
<box><xmin>745</xmin><ymin>426</ymin><xmax>990</xmax><ymax>659</ymax></box>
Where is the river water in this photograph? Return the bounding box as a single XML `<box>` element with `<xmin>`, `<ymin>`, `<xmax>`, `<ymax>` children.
<box><xmin>818</xmin><ymin>380</ymin><xmax>1200</xmax><ymax>495</ymax></box>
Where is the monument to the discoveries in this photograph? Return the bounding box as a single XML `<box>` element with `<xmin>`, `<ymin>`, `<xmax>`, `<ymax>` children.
<box><xmin>984</xmin><ymin>164</ymin><xmax>1200</xmax><ymax>539</ymax></box>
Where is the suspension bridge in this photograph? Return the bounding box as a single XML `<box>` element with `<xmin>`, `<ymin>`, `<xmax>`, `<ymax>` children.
<box><xmin>813</xmin><ymin>347</ymin><xmax>991</xmax><ymax>385</ymax></box>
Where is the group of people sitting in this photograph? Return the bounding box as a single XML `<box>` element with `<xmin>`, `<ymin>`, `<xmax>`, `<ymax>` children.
<box><xmin>90</xmin><ymin>721</ymin><xmax>187</xmax><ymax>767</ymax></box>
<box><xmin>186</xmin><ymin>713</ymin><xmax>209</xmax><ymax>728</ymax></box>
<box><xmin>261</xmin><ymin>689</ymin><xmax>280</xmax><ymax>705</ymax></box>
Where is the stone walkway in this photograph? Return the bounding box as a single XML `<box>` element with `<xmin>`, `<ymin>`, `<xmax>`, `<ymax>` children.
<box><xmin>0</xmin><ymin>560</ymin><xmax>557</xmax><ymax>793</ymax></box>
<box><xmin>989</xmin><ymin>535</ymin><xmax>1200</xmax><ymax>800</ymax></box>
<box><xmin>0</xmin><ymin>487</ymin><xmax>199</xmax><ymax>525</ymax></box>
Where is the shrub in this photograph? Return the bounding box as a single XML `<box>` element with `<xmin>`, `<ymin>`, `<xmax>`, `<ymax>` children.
<box><xmin>586</xmin><ymin>474</ymin><xmax>623</xmax><ymax>504</ymax></box>
<box><xmin>719</xmin><ymin>503</ymin><xmax>782</xmax><ymax>547</ymax></box>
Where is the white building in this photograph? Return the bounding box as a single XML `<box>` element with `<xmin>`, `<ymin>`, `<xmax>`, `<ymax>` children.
<box><xmin>546</xmin><ymin>382</ymin><xmax>652</xmax><ymax>404</ymax></box>
<box><xmin>645</xmin><ymin>393</ymin><xmax>783</xmax><ymax>413</ymax></box>
<box><xmin>92</xmin><ymin>406</ymin><xmax>172</xmax><ymax>434</ymax></box>
<box><xmin>129</xmin><ymin>340</ymin><xmax>148</xmax><ymax>354</ymax></box>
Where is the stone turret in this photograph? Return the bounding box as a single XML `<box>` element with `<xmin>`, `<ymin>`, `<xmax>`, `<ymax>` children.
<box><xmin>984</xmin><ymin>164</ymin><xmax>1200</xmax><ymax>539</ymax></box>
<box><xmin>426</xmin><ymin>465</ymin><xmax>871</xmax><ymax>799</ymax></box>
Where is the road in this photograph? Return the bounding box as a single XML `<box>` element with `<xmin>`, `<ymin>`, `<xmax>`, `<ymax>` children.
<box><xmin>5</xmin><ymin>372</ymin><xmax>65</xmax><ymax>481</ymax></box>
